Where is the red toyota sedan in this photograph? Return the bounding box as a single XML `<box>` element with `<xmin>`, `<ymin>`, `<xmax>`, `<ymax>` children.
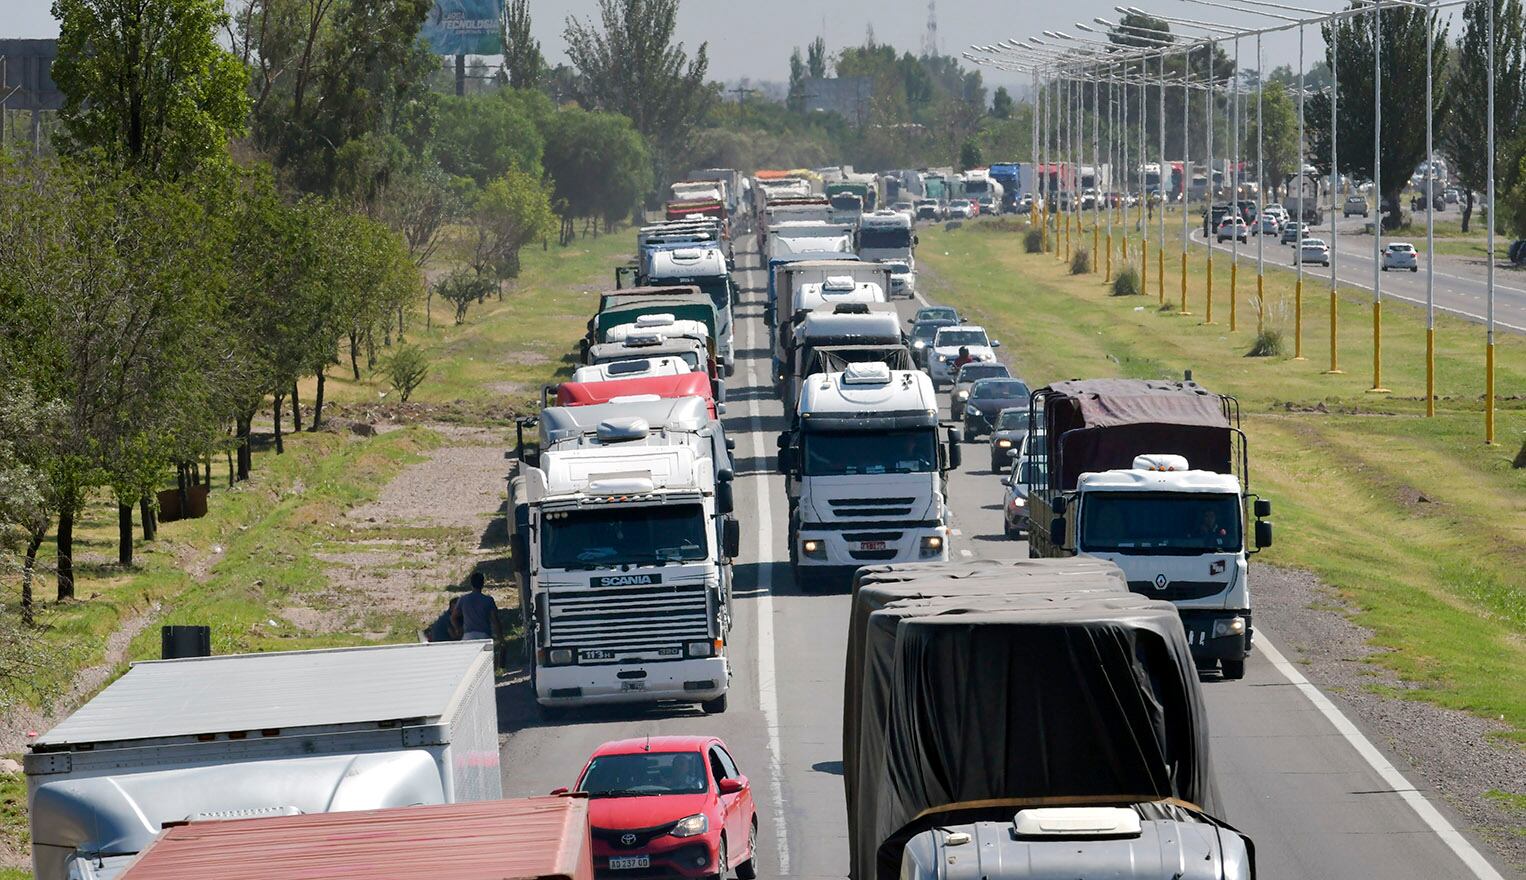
<box><xmin>563</xmin><ymin>735</ymin><xmax>759</xmax><ymax>879</ymax></box>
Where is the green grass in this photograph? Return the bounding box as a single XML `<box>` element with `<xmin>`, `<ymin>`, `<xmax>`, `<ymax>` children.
<box><xmin>1</xmin><ymin>764</ymin><xmax>24</xmax><ymax>863</ymax></box>
<box><xmin>920</xmin><ymin>220</ymin><xmax>1526</xmax><ymax>739</ymax></box>
<box><xmin>308</xmin><ymin>228</ymin><xmax>632</xmax><ymax>414</ymax></box>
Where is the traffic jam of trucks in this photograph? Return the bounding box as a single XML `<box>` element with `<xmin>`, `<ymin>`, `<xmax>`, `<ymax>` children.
<box><xmin>24</xmin><ymin>163</ymin><xmax>1281</xmax><ymax>880</ymax></box>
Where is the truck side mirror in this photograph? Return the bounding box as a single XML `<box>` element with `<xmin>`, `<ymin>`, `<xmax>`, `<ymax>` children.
<box><xmin>1254</xmin><ymin>498</ymin><xmax>1272</xmax><ymax>518</ymax></box>
<box><xmin>778</xmin><ymin>446</ymin><xmax>798</xmax><ymax>475</ymax></box>
<box><xmin>1255</xmin><ymin>520</ymin><xmax>1273</xmax><ymax>549</ymax></box>
<box><xmin>776</xmin><ymin>432</ymin><xmax>790</xmax><ymax>450</ymax></box>
<box><xmin>726</xmin><ymin>437</ymin><xmax>736</xmax><ymax>452</ymax></box>
<box><xmin>723</xmin><ymin>517</ymin><xmax>741</xmax><ymax>559</ymax></box>
<box><xmin>1052</xmin><ymin>495</ymin><xmax>1068</xmax><ymax>515</ymax></box>
<box><xmin>945</xmin><ymin>428</ymin><xmax>962</xmax><ymax>470</ymax></box>
<box><xmin>1050</xmin><ymin>516</ymin><xmax>1067</xmax><ymax>545</ymax></box>
<box><xmin>716</xmin><ymin>480</ymin><xmax>734</xmax><ymax>515</ymax></box>
<box><xmin>578</xmin><ymin>338</ymin><xmax>589</xmax><ymax>362</ymax></box>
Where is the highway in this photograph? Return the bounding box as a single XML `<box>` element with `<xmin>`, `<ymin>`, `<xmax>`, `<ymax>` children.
<box><xmin>494</xmin><ymin>240</ymin><xmax>1514</xmax><ymax>880</ymax></box>
<box><xmin>1181</xmin><ymin>213</ymin><xmax>1526</xmax><ymax>333</ymax></box>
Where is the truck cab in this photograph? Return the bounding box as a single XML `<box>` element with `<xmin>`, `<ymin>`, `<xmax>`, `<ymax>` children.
<box><xmin>856</xmin><ymin>210</ymin><xmax>916</xmax><ymax>271</ymax></box>
<box><xmin>641</xmin><ymin>244</ymin><xmax>735</xmax><ymax>374</ymax></box>
<box><xmin>777</xmin><ymin>364</ymin><xmax>957</xmax><ymax>590</ymax></box>
<box><xmin>510</xmin><ymin>428</ymin><xmax>739</xmax><ymax>715</ymax></box>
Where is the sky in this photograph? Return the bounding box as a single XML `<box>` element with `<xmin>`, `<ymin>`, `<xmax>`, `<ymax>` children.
<box><xmin>6</xmin><ymin>0</ymin><xmax>1414</xmax><ymax>95</ymax></box>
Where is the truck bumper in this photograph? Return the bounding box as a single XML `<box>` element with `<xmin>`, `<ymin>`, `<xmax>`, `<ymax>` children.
<box><xmin>535</xmin><ymin>657</ymin><xmax>729</xmax><ymax>706</ymax></box>
<box><xmin>1179</xmin><ymin>609</ymin><xmax>1253</xmax><ymax>662</ymax></box>
<box><xmin>794</xmin><ymin>522</ymin><xmax>949</xmax><ymax>590</ymax></box>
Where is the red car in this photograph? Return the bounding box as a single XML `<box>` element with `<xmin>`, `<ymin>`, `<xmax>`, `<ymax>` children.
<box><xmin>560</xmin><ymin>736</ymin><xmax>759</xmax><ymax>880</ymax></box>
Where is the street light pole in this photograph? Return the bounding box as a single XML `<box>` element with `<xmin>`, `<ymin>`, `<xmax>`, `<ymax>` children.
<box><xmin>1204</xmin><ymin>38</ymin><xmax>1216</xmax><ymax>324</ymax></box>
<box><xmin>1370</xmin><ymin>0</ymin><xmax>1389</xmax><ymax>392</ymax></box>
<box><xmin>1293</xmin><ymin>24</ymin><xmax>1306</xmax><ymax>354</ymax></box>
<box><xmin>1486</xmin><ymin>0</ymin><xmax>1497</xmax><ymax>441</ymax></box>
<box><xmin>1160</xmin><ymin>51</ymin><xmax>1167</xmax><ymax>302</ymax></box>
<box><xmin>1425</xmin><ymin>0</ymin><xmax>1436</xmax><ymax>414</ymax></box>
<box><xmin>1181</xmin><ymin>42</ymin><xmax>1192</xmax><ymax>314</ymax></box>
<box><xmin>1328</xmin><ymin>28</ymin><xmax>1343</xmax><ymax>373</ymax></box>
<box><xmin>1230</xmin><ymin>37</ymin><xmax>1240</xmax><ymax>332</ymax></box>
<box><xmin>1255</xmin><ymin>32</ymin><xmax>1264</xmax><ymax>335</ymax></box>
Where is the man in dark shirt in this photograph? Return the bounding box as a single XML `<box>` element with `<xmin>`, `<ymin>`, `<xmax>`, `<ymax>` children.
<box><xmin>452</xmin><ymin>572</ymin><xmax>500</xmax><ymax>642</ymax></box>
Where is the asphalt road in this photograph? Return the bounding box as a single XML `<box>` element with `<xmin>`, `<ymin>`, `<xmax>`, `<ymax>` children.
<box><xmin>1182</xmin><ymin>212</ymin><xmax>1526</xmax><ymax>333</ymax></box>
<box><xmin>493</xmin><ymin>240</ymin><xmax>1515</xmax><ymax>880</ymax></box>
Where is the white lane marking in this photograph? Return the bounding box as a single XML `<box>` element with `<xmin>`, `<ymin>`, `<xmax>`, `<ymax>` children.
<box><xmin>1257</xmin><ymin>637</ymin><xmax>1506</xmax><ymax>880</ymax></box>
<box><xmin>743</xmin><ymin>271</ymin><xmax>791</xmax><ymax>875</ymax></box>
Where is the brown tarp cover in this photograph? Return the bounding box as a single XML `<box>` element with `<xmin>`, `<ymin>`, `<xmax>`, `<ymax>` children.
<box><xmin>1041</xmin><ymin>379</ymin><xmax>1233</xmax><ymax>491</ymax></box>
<box><xmin>119</xmin><ymin>796</ymin><xmax>593</xmax><ymax>880</ymax></box>
<box><xmin>844</xmin><ymin>562</ymin><xmax>1217</xmax><ymax>880</ymax></box>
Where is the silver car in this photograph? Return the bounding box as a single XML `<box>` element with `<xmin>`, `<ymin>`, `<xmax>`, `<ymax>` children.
<box><xmin>1298</xmin><ymin>237</ymin><xmax>1331</xmax><ymax>267</ymax></box>
<box><xmin>1343</xmin><ymin>194</ymin><xmax>1369</xmax><ymax>217</ymax></box>
<box><xmin>988</xmin><ymin>408</ymin><xmax>1027</xmax><ymax>472</ymax></box>
<box><xmin>1382</xmin><ymin>242</ymin><xmax>1419</xmax><ymax>272</ymax></box>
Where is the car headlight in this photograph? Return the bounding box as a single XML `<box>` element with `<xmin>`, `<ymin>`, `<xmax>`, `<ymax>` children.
<box><xmin>1009</xmin><ymin>496</ymin><xmax>1027</xmax><ymax>507</ymax></box>
<box><xmin>937</xmin><ymin>355</ymin><xmax>949</xmax><ymax>363</ymax></box>
<box><xmin>913</xmin><ymin>339</ymin><xmax>926</xmax><ymax>349</ymax></box>
<box><xmin>997</xmin><ymin>438</ymin><xmax>1012</xmax><ymax>448</ymax></box>
<box><xmin>1212</xmin><ymin>616</ymin><xmax>1247</xmax><ymax>638</ymax></box>
<box><xmin>546</xmin><ymin>648</ymin><xmax>574</xmax><ymax>666</ymax></box>
<box><xmin>919</xmin><ymin>535</ymin><xmax>944</xmax><ymax>557</ymax></box>
<box><xmin>956</xmin><ymin>389</ymin><xmax>969</xmax><ymax>400</ymax></box>
<box><xmin>801</xmin><ymin>538</ymin><xmax>826</xmax><ymax>560</ymax></box>
<box><xmin>965</xmin><ymin>404</ymin><xmax>980</xmax><ymax>416</ymax></box>
<box><xmin>671</xmin><ymin>813</ymin><xmax>709</xmax><ymax>838</ymax></box>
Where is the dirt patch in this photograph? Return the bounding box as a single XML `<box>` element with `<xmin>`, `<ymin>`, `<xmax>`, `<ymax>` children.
<box><xmin>1256</xmin><ymin>564</ymin><xmax>1526</xmax><ymax>872</ymax></box>
<box><xmin>348</xmin><ymin>444</ymin><xmax>507</xmax><ymax>530</ymax></box>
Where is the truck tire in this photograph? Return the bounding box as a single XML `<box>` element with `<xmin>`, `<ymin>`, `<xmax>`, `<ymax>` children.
<box><xmin>1221</xmin><ymin>659</ymin><xmax>1246</xmax><ymax>680</ymax></box>
<box><xmin>702</xmin><ymin>693</ymin><xmax>728</xmax><ymax>714</ymax></box>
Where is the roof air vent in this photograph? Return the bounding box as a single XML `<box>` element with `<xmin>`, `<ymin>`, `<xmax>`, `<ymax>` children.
<box><xmin>1132</xmin><ymin>453</ymin><xmax>1190</xmax><ymax>472</ymax></box>
<box><xmin>597</xmin><ymin>417</ymin><xmax>651</xmax><ymax>442</ymax></box>
<box><xmin>833</xmin><ymin>302</ymin><xmax>870</xmax><ymax>315</ymax></box>
<box><xmin>823</xmin><ymin>275</ymin><xmax>857</xmax><ymax>291</ymax></box>
<box><xmin>1012</xmin><ymin>807</ymin><xmax>1142</xmax><ymax>839</ymax></box>
<box><xmin>842</xmin><ymin>363</ymin><xmax>892</xmax><ymax>385</ymax></box>
<box><xmin>635</xmin><ymin>313</ymin><xmax>676</xmax><ymax>328</ymax></box>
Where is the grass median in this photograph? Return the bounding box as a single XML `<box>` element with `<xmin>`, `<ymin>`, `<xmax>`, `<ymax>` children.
<box><xmin>918</xmin><ymin>219</ymin><xmax>1526</xmax><ymax>740</ymax></box>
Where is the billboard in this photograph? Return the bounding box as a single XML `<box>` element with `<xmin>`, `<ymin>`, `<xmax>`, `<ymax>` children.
<box><xmin>420</xmin><ymin>0</ymin><xmax>504</xmax><ymax>55</ymax></box>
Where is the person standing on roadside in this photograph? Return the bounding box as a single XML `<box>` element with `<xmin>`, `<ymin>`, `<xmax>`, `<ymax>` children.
<box><xmin>452</xmin><ymin>572</ymin><xmax>500</xmax><ymax>643</ymax></box>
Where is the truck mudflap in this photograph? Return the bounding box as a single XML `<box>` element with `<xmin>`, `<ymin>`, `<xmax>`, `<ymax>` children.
<box><xmin>1178</xmin><ymin>609</ymin><xmax>1252</xmax><ymax>662</ymax></box>
<box><xmin>535</xmin><ymin>656</ymin><xmax>729</xmax><ymax>706</ymax></box>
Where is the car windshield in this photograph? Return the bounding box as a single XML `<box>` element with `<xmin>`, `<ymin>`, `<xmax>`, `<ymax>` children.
<box><xmin>1389</xmin><ymin>244</ymin><xmax>1414</xmax><ymax>252</ymax></box>
<box><xmin>578</xmin><ymin>752</ymin><xmax>708</xmax><ymax>798</ymax></box>
<box><xmin>542</xmin><ymin>504</ymin><xmax>708</xmax><ymax>568</ymax></box>
<box><xmin>912</xmin><ymin>322</ymin><xmax>947</xmax><ymax>342</ymax></box>
<box><xmin>1303</xmin><ymin>239</ymin><xmax>1326</xmax><ymax>247</ymax></box>
<box><xmin>1080</xmin><ymin>493</ymin><xmax>1243</xmax><ymax>554</ymax></box>
<box><xmin>973</xmin><ymin>380</ymin><xmax>1030</xmax><ymax>399</ymax></box>
<box><xmin>883</xmin><ymin>262</ymin><xmax>910</xmax><ymax>274</ymax></box>
<box><xmin>996</xmin><ymin>410</ymin><xmax>1028</xmax><ymax>429</ymax></box>
<box><xmin>935</xmin><ymin>329</ymin><xmax>989</xmax><ymax>347</ymax></box>
<box><xmin>957</xmin><ymin>364</ymin><xmax>1008</xmax><ymax>383</ymax></box>
<box><xmin>803</xmin><ymin>428</ymin><xmax>938</xmax><ymax>476</ymax></box>
<box><xmin>917</xmin><ymin>310</ymin><xmax>957</xmax><ymax>324</ymax></box>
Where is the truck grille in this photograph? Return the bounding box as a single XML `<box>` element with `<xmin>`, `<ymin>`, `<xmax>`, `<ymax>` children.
<box><xmin>1127</xmin><ymin>580</ymin><xmax>1227</xmax><ymax>601</ymax></box>
<box><xmin>829</xmin><ymin>497</ymin><xmax>915</xmax><ymax>517</ymax></box>
<box><xmin>549</xmin><ymin>583</ymin><xmax>710</xmax><ymax>659</ymax></box>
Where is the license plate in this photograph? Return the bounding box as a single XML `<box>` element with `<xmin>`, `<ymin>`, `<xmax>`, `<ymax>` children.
<box><xmin>621</xmin><ymin>681</ymin><xmax>646</xmax><ymax>692</ymax></box>
<box><xmin>609</xmin><ymin>856</ymin><xmax>650</xmax><ymax>870</ymax></box>
<box><xmin>858</xmin><ymin>540</ymin><xmax>886</xmax><ymax>551</ymax></box>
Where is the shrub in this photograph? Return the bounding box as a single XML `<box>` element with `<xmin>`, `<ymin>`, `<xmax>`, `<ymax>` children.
<box><xmin>1111</xmin><ymin>264</ymin><xmax>1141</xmax><ymax>296</ymax></box>
<box><xmin>1069</xmin><ymin>248</ymin><xmax>1091</xmax><ymax>275</ymax></box>
<box><xmin>386</xmin><ymin>344</ymin><xmax>430</xmax><ymax>401</ymax></box>
<box><xmin>1246</xmin><ymin>327</ymin><xmax>1285</xmax><ymax>357</ymax></box>
<box><xmin>1023</xmin><ymin>228</ymin><xmax>1044</xmax><ymax>253</ymax></box>
<box><xmin>1157</xmin><ymin>302</ymin><xmax>1176</xmax><ymax>313</ymax></box>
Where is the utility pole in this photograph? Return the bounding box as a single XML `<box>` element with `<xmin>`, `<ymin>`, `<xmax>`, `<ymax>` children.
<box><xmin>730</xmin><ymin>85</ymin><xmax>758</xmax><ymax>124</ymax></box>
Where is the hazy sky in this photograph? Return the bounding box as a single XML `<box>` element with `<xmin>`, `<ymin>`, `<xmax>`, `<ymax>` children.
<box><xmin>5</xmin><ymin>0</ymin><xmax>1369</xmax><ymax>92</ymax></box>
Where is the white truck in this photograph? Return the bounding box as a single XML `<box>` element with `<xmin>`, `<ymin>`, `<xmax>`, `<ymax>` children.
<box><xmin>777</xmin><ymin>363</ymin><xmax>958</xmax><ymax>591</ymax></box>
<box><xmin>508</xmin><ymin>409</ymin><xmax>740</xmax><ymax>715</ymax></box>
<box><xmin>25</xmin><ymin>641</ymin><xmax>500</xmax><ymax>880</ymax></box>
<box><xmin>641</xmin><ymin>244</ymin><xmax>736</xmax><ymax>374</ymax></box>
<box><xmin>779</xmin><ymin>303</ymin><xmax>905</xmax><ymax>416</ymax></box>
<box><xmin>856</xmin><ymin>210</ymin><xmax>916</xmax><ymax>273</ymax></box>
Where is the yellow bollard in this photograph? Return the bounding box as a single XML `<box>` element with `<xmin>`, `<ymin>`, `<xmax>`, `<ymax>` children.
<box><xmin>1179</xmin><ymin>251</ymin><xmax>1191</xmax><ymax>315</ymax></box>
<box><xmin>1229</xmin><ymin>261</ymin><xmax>1237</xmax><ymax>330</ymax></box>
<box><xmin>1325</xmin><ymin>289</ymin><xmax>1343</xmax><ymax>374</ymax></box>
<box><xmin>1106</xmin><ymin>232</ymin><xmax>1113</xmax><ymax>281</ymax></box>
<box><xmin>1485</xmin><ymin>342</ymin><xmax>1495</xmax><ymax>443</ymax></box>
<box><xmin>1293</xmin><ymin>278</ymin><xmax>1304</xmax><ymax>360</ymax></box>
<box><xmin>1425</xmin><ymin>328</ymin><xmax>1435</xmax><ymax>417</ymax></box>
<box><xmin>1368</xmin><ymin>300</ymin><xmax>1390</xmax><ymax>393</ymax></box>
<box><xmin>1204</xmin><ymin>255</ymin><xmax>1214</xmax><ymax>324</ymax></box>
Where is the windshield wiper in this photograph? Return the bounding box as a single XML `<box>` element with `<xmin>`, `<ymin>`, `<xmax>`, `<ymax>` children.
<box><xmin>587</xmin><ymin>789</ymin><xmax>663</xmax><ymax>798</ymax></box>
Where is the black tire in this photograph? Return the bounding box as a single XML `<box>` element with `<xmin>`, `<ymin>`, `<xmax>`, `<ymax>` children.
<box><xmin>962</xmin><ymin>427</ymin><xmax>975</xmax><ymax>443</ymax></box>
<box><xmin>1221</xmin><ymin>659</ymin><xmax>1247</xmax><ymax>680</ymax></box>
<box><xmin>712</xmin><ymin>836</ymin><xmax>728</xmax><ymax>880</ymax></box>
<box><xmin>735</xmin><ymin>820</ymin><xmax>759</xmax><ymax>880</ymax></box>
<box><xmin>990</xmin><ymin>457</ymin><xmax>1003</xmax><ymax>473</ymax></box>
<box><xmin>1004</xmin><ymin>521</ymin><xmax>1021</xmax><ymax>539</ymax></box>
<box><xmin>1411</xmin><ymin>266</ymin><xmax>1418</xmax><ymax>272</ymax></box>
<box><xmin>701</xmin><ymin>692</ymin><xmax>728</xmax><ymax>714</ymax></box>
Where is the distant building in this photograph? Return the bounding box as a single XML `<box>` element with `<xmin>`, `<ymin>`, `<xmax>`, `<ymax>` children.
<box><xmin>803</xmin><ymin>77</ymin><xmax>872</xmax><ymax>124</ymax></box>
<box><xmin>0</xmin><ymin>39</ymin><xmax>62</xmax><ymax>112</ymax></box>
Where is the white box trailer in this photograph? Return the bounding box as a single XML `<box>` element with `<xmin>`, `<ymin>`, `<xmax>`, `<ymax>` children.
<box><xmin>25</xmin><ymin>641</ymin><xmax>501</xmax><ymax>880</ymax></box>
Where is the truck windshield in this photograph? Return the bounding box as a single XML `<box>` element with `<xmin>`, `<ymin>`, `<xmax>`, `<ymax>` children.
<box><xmin>578</xmin><ymin>751</ymin><xmax>708</xmax><ymax>797</ymax></box>
<box><xmin>804</xmin><ymin>429</ymin><xmax>937</xmax><ymax>476</ymax></box>
<box><xmin>542</xmin><ymin>504</ymin><xmax>709</xmax><ymax>568</ymax></box>
<box><xmin>859</xmin><ymin>227</ymin><xmax>912</xmax><ymax>249</ymax></box>
<box><xmin>1080</xmin><ymin>493</ymin><xmax>1242</xmax><ymax>555</ymax></box>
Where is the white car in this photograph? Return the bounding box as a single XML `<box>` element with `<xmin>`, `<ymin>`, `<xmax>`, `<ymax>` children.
<box><xmin>1382</xmin><ymin>242</ymin><xmax>1419</xmax><ymax>272</ymax></box>
<box><xmin>891</xmin><ymin>201</ymin><xmax>917</xmax><ymax>222</ymax></box>
<box><xmin>1254</xmin><ymin>215</ymin><xmax>1281</xmax><ymax>236</ymax></box>
<box><xmin>1298</xmin><ymin>238</ymin><xmax>1331</xmax><ymax>267</ymax></box>
<box><xmin>1262</xmin><ymin>204</ymin><xmax>1288</xmax><ymax>224</ymax></box>
<box><xmin>882</xmin><ymin>259</ymin><xmax>917</xmax><ymax>298</ymax></box>
<box><xmin>947</xmin><ymin>201</ymin><xmax>975</xmax><ymax>219</ymax></box>
<box><xmin>927</xmin><ymin>325</ymin><xmax>1000</xmax><ymax>385</ymax></box>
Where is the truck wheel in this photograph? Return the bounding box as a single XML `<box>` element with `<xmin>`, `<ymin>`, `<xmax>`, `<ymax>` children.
<box><xmin>702</xmin><ymin>693</ymin><xmax>728</xmax><ymax>714</ymax></box>
<box><xmin>1221</xmin><ymin>659</ymin><xmax>1247</xmax><ymax>680</ymax></box>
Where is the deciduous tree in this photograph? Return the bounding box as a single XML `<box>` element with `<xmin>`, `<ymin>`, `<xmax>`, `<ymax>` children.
<box><xmin>1442</xmin><ymin>0</ymin><xmax>1524</xmax><ymax>232</ymax></box>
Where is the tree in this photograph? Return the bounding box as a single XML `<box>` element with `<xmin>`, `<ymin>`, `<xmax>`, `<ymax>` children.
<box><xmin>959</xmin><ymin>138</ymin><xmax>984</xmax><ymax>171</ymax></box>
<box><xmin>50</xmin><ymin>0</ymin><xmax>249</xmax><ymax>178</ymax></box>
<box><xmin>542</xmin><ymin>108</ymin><xmax>652</xmax><ymax>239</ymax></box>
<box><xmin>435</xmin><ymin>270</ymin><xmax>496</xmax><ymax>325</ymax></box>
<box><xmin>1442</xmin><ymin>0</ymin><xmax>1524</xmax><ymax>232</ymax></box>
<box><xmin>563</xmin><ymin>0</ymin><xmax>713</xmax><ymax>181</ymax></box>
<box><xmin>467</xmin><ymin>169</ymin><xmax>557</xmax><ymax>287</ymax></box>
<box><xmin>807</xmin><ymin>36</ymin><xmax>828</xmax><ymax>79</ymax></box>
<box><xmin>788</xmin><ymin>49</ymin><xmax>808</xmax><ymax>113</ymax></box>
<box><xmin>434</xmin><ymin>90</ymin><xmax>544</xmax><ymax>186</ymax></box>
<box><xmin>386</xmin><ymin>345</ymin><xmax>430</xmax><ymax>401</ymax></box>
<box><xmin>0</xmin><ymin>382</ymin><xmax>66</xmax><ymax>622</ymax></box>
<box><xmin>502</xmin><ymin>0</ymin><xmax>545</xmax><ymax>90</ymax></box>
<box><xmin>383</xmin><ymin>164</ymin><xmax>467</xmax><ymax>269</ymax></box>
<box><xmin>991</xmin><ymin>86</ymin><xmax>1014</xmax><ymax>120</ymax></box>
<box><xmin>1246</xmin><ymin>82</ymin><xmax>1299</xmax><ymax>200</ymax></box>
<box><xmin>1308</xmin><ymin>5</ymin><xmax>1448</xmax><ymax>229</ymax></box>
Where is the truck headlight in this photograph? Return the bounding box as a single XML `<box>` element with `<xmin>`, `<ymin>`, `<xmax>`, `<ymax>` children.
<box><xmin>801</xmin><ymin>538</ymin><xmax>826</xmax><ymax>559</ymax></box>
<box><xmin>546</xmin><ymin>648</ymin><xmax>574</xmax><ymax>666</ymax></box>
<box><xmin>685</xmin><ymin>640</ymin><xmax>715</xmax><ymax>658</ymax></box>
<box><xmin>1212</xmin><ymin>616</ymin><xmax>1247</xmax><ymax>638</ymax></box>
<box><xmin>956</xmin><ymin>389</ymin><xmax>969</xmax><ymax>400</ymax></box>
<box><xmin>671</xmin><ymin>813</ymin><xmax>709</xmax><ymax>838</ymax></box>
<box><xmin>919</xmin><ymin>535</ymin><xmax>944</xmax><ymax>558</ymax></box>
<box><xmin>997</xmin><ymin>438</ymin><xmax>1012</xmax><ymax>448</ymax></box>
